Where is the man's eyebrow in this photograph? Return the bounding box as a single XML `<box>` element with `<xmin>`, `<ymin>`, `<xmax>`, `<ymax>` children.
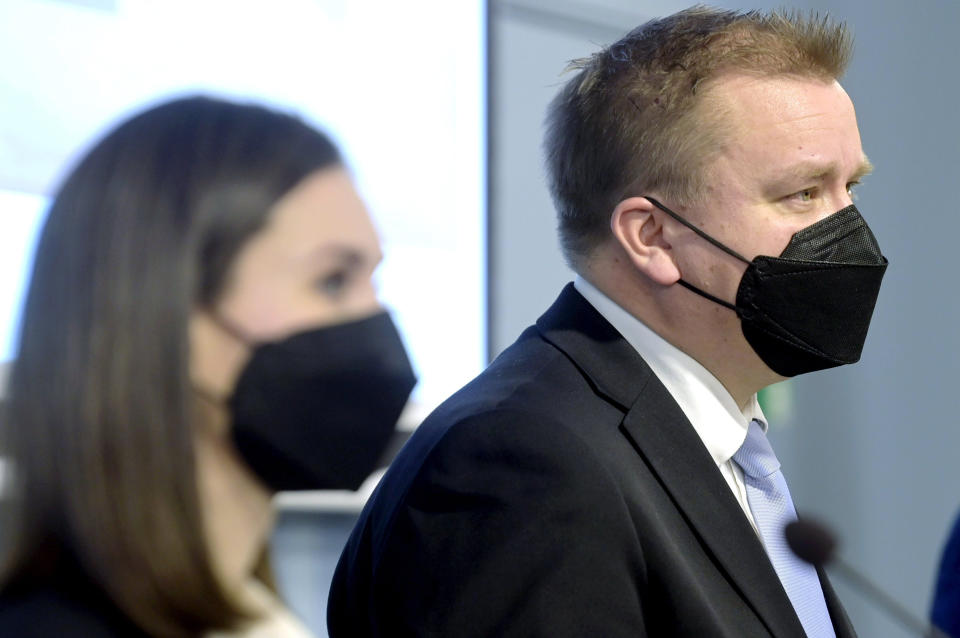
<box><xmin>769</xmin><ymin>155</ymin><xmax>874</xmax><ymax>191</ymax></box>
<box><xmin>851</xmin><ymin>155</ymin><xmax>874</xmax><ymax>181</ymax></box>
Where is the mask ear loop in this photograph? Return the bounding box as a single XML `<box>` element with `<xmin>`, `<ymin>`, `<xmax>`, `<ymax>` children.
<box><xmin>644</xmin><ymin>196</ymin><xmax>752</xmax><ymax>264</ymax></box>
<box><xmin>642</xmin><ymin>196</ymin><xmax>746</xmax><ymax>313</ymax></box>
<box><xmin>675</xmin><ymin>280</ymin><xmax>739</xmax><ymax>312</ymax></box>
<box><xmin>191</xmin><ymin>311</ymin><xmax>256</xmax><ymax>406</ymax></box>
<box><xmin>207</xmin><ymin>312</ymin><xmax>257</xmax><ymax>348</ymax></box>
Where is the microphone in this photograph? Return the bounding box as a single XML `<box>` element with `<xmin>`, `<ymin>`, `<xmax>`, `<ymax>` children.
<box><xmin>785</xmin><ymin>519</ymin><xmax>950</xmax><ymax>638</ymax></box>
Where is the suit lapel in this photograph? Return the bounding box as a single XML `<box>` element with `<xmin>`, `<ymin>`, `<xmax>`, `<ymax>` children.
<box><xmin>820</xmin><ymin>568</ymin><xmax>858</xmax><ymax>637</ymax></box>
<box><xmin>535</xmin><ymin>283</ymin><xmax>649</xmax><ymax>410</ymax></box>
<box><xmin>537</xmin><ymin>283</ymin><xmax>807</xmax><ymax>637</ymax></box>
<box><xmin>622</xmin><ymin>378</ymin><xmax>807</xmax><ymax>637</ymax></box>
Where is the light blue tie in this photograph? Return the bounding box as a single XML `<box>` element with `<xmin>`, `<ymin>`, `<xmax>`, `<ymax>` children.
<box><xmin>734</xmin><ymin>419</ymin><xmax>836</xmax><ymax>637</ymax></box>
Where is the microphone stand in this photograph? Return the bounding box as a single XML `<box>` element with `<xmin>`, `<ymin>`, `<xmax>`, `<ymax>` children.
<box><xmin>828</xmin><ymin>555</ymin><xmax>950</xmax><ymax>638</ymax></box>
<box><xmin>786</xmin><ymin>519</ymin><xmax>951</xmax><ymax>638</ymax></box>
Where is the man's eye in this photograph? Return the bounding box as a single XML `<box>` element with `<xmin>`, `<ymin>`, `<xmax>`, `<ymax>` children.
<box><xmin>796</xmin><ymin>189</ymin><xmax>814</xmax><ymax>202</ymax></box>
<box><xmin>846</xmin><ymin>181</ymin><xmax>861</xmax><ymax>199</ymax></box>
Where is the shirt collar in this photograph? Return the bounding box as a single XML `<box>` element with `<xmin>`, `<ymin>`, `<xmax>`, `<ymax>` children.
<box><xmin>574</xmin><ymin>276</ymin><xmax>766</xmax><ymax>466</ymax></box>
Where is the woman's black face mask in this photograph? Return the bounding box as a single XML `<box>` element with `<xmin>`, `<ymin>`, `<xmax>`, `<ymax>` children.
<box><xmin>214</xmin><ymin>311</ymin><xmax>416</xmax><ymax>492</ymax></box>
<box><xmin>645</xmin><ymin>197</ymin><xmax>888</xmax><ymax>377</ymax></box>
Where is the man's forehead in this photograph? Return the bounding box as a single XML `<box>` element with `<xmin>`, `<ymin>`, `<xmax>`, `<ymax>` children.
<box><xmin>705</xmin><ymin>75</ymin><xmax>861</xmax><ymax>160</ymax></box>
<box><xmin>704</xmin><ymin>73</ymin><xmax>851</xmax><ymax>123</ymax></box>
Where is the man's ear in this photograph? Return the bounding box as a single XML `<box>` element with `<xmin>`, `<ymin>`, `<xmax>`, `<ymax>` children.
<box><xmin>610</xmin><ymin>197</ymin><xmax>681</xmax><ymax>286</ymax></box>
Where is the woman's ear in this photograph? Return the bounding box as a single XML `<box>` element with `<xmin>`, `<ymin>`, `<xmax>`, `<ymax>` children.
<box><xmin>610</xmin><ymin>197</ymin><xmax>681</xmax><ymax>286</ymax></box>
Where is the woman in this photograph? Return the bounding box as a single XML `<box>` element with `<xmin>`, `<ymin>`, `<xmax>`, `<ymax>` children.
<box><xmin>0</xmin><ymin>96</ymin><xmax>416</xmax><ymax>637</ymax></box>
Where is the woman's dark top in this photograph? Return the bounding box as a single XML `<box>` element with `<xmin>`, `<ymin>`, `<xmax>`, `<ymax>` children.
<box><xmin>0</xmin><ymin>560</ymin><xmax>149</xmax><ymax>637</ymax></box>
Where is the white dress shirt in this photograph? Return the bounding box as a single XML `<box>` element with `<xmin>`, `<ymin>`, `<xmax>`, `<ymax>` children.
<box><xmin>574</xmin><ymin>276</ymin><xmax>764</xmax><ymax>535</ymax></box>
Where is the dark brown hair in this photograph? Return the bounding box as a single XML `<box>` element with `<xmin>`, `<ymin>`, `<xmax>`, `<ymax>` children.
<box><xmin>543</xmin><ymin>5</ymin><xmax>853</xmax><ymax>267</ymax></box>
<box><xmin>0</xmin><ymin>96</ymin><xmax>341</xmax><ymax>636</ymax></box>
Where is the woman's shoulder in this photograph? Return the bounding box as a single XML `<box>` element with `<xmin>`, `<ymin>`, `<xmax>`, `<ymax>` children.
<box><xmin>0</xmin><ymin>581</ymin><xmax>149</xmax><ymax>638</ymax></box>
<box><xmin>205</xmin><ymin>579</ymin><xmax>316</xmax><ymax>638</ymax></box>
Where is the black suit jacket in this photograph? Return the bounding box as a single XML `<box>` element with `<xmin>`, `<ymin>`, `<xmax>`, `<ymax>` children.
<box><xmin>328</xmin><ymin>284</ymin><xmax>856</xmax><ymax>637</ymax></box>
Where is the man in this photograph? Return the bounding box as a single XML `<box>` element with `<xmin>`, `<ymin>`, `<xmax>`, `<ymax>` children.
<box><xmin>329</xmin><ymin>7</ymin><xmax>886</xmax><ymax>637</ymax></box>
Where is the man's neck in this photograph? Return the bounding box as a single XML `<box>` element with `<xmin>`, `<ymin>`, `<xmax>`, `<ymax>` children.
<box><xmin>578</xmin><ymin>267</ymin><xmax>774</xmax><ymax>409</ymax></box>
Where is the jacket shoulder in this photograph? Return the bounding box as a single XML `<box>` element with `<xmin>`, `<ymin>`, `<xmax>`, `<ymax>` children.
<box><xmin>331</xmin><ymin>392</ymin><xmax>645</xmax><ymax>637</ymax></box>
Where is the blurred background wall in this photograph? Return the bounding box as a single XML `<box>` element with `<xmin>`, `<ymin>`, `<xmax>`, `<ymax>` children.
<box><xmin>0</xmin><ymin>0</ymin><xmax>487</xmax><ymax>413</ymax></box>
<box><xmin>2</xmin><ymin>1</ymin><xmax>959</xmax><ymax>637</ymax></box>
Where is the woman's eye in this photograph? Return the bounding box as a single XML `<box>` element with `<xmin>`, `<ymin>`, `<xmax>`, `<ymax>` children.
<box><xmin>317</xmin><ymin>270</ymin><xmax>350</xmax><ymax>297</ymax></box>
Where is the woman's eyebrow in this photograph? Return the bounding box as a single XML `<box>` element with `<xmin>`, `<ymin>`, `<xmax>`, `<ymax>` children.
<box><xmin>303</xmin><ymin>243</ymin><xmax>383</xmax><ymax>269</ymax></box>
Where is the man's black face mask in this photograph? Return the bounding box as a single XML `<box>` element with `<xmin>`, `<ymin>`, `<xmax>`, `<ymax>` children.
<box><xmin>645</xmin><ymin>197</ymin><xmax>888</xmax><ymax>377</ymax></box>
